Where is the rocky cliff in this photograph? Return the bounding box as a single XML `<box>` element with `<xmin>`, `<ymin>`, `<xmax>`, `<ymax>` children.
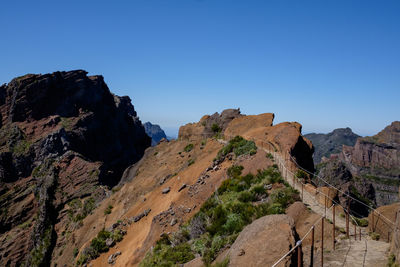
<box><xmin>143</xmin><ymin>122</ymin><xmax>167</xmax><ymax>146</ymax></box>
<box><xmin>305</xmin><ymin>127</ymin><xmax>360</xmax><ymax>164</ymax></box>
<box><xmin>0</xmin><ymin>70</ymin><xmax>150</xmax><ymax>266</ymax></box>
<box><xmin>316</xmin><ymin>121</ymin><xmax>400</xmax><ymax>213</ymax></box>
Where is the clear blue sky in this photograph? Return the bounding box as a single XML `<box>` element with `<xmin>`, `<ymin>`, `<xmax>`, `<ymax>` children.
<box><xmin>0</xmin><ymin>0</ymin><xmax>399</xmax><ymax>137</ymax></box>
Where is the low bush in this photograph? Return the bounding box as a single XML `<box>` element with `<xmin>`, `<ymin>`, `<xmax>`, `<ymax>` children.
<box><xmin>351</xmin><ymin>217</ymin><xmax>369</xmax><ymax>227</ymax></box>
<box><xmin>184</xmin><ymin>143</ymin><xmax>194</xmax><ymax>152</ymax></box>
<box><xmin>104</xmin><ymin>205</ymin><xmax>113</xmax><ymax>215</ymax></box>
<box><xmin>369</xmin><ymin>232</ymin><xmax>380</xmax><ymax>241</ymax></box>
<box><xmin>211</xmin><ymin>123</ymin><xmax>221</xmax><ymax>133</ymax></box>
<box><xmin>216</xmin><ymin>136</ymin><xmax>257</xmax><ymax>161</ymax></box>
<box><xmin>76</xmin><ymin>228</ymin><xmax>125</xmax><ymax>265</ymax></box>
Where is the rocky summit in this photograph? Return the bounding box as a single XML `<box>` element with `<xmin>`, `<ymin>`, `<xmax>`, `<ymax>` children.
<box><xmin>0</xmin><ymin>70</ymin><xmax>150</xmax><ymax>266</ymax></box>
<box><xmin>143</xmin><ymin>122</ymin><xmax>167</xmax><ymax>146</ymax></box>
<box><xmin>305</xmin><ymin>127</ymin><xmax>360</xmax><ymax>164</ymax></box>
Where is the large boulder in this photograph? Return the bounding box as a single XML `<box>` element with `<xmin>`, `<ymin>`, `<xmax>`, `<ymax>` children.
<box><xmin>226</xmin><ymin>214</ymin><xmax>297</xmax><ymax>267</ymax></box>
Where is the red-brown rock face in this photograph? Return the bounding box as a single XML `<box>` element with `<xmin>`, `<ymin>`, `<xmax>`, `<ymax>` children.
<box><xmin>317</xmin><ymin>121</ymin><xmax>400</xmax><ymax>211</ymax></box>
<box><xmin>0</xmin><ymin>70</ymin><xmax>150</xmax><ymax>266</ymax></box>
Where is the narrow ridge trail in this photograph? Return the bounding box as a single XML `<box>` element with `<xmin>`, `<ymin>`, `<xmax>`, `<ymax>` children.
<box><xmin>218</xmin><ymin>139</ymin><xmax>390</xmax><ymax>266</ymax></box>
<box><xmin>267</xmin><ymin>146</ymin><xmax>390</xmax><ymax>267</ymax></box>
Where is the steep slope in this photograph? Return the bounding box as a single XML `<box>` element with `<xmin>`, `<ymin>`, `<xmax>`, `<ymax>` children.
<box><xmin>62</xmin><ymin>109</ymin><xmax>314</xmax><ymax>266</ymax></box>
<box><xmin>305</xmin><ymin>128</ymin><xmax>360</xmax><ymax>164</ymax></box>
<box><xmin>316</xmin><ymin>121</ymin><xmax>400</xmax><ymax>212</ymax></box>
<box><xmin>143</xmin><ymin>122</ymin><xmax>167</xmax><ymax>146</ymax></box>
<box><xmin>0</xmin><ymin>70</ymin><xmax>150</xmax><ymax>266</ymax></box>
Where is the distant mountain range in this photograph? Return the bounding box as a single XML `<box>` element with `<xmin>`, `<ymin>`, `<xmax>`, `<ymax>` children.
<box><xmin>144</xmin><ymin>122</ymin><xmax>167</xmax><ymax>146</ymax></box>
<box><xmin>305</xmin><ymin>128</ymin><xmax>360</xmax><ymax>164</ymax></box>
<box><xmin>313</xmin><ymin>122</ymin><xmax>400</xmax><ymax>210</ymax></box>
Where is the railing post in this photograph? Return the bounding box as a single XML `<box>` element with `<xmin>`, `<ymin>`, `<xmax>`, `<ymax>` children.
<box><xmin>321</xmin><ymin>217</ymin><xmax>324</xmax><ymax>267</ymax></box>
<box><xmin>332</xmin><ymin>204</ymin><xmax>335</xmax><ymax>250</ymax></box>
<box><xmin>346</xmin><ymin>201</ymin><xmax>350</xmax><ymax>239</ymax></box>
<box><xmin>371</xmin><ymin>210</ymin><xmax>375</xmax><ymax>232</ymax></box>
<box><xmin>354</xmin><ymin>223</ymin><xmax>357</xmax><ymax>240</ymax></box>
<box><xmin>311</xmin><ymin>226</ymin><xmax>315</xmax><ymax>267</ymax></box>
<box><xmin>297</xmin><ymin>241</ymin><xmax>302</xmax><ymax>267</ymax></box>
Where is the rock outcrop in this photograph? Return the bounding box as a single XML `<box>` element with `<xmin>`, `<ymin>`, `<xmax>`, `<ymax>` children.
<box><xmin>0</xmin><ymin>70</ymin><xmax>150</xmax><ymax>266</ymax></box>
<box><xmin>305</xmin><ymin>127</ymin><xmax>360</xmax><ymax>164</ymax></box>
<box><xmin>178</xmin><ymin>109</ymin><xmax>242</xmax><ymax>140</ymax></box>
<box><xmin>143</xmin><ymin>122</ymin><xmax>167</xmax><ymax>146</ymax></box>
<box><xmin>316</xmin><ymin>121</ymin><xmax>400</xmax><ymax>212</ymax></box>
<box><xmin>226</xmin><ymin>214</ymin><xmax>297</xmax><ymax>267</ymax></box>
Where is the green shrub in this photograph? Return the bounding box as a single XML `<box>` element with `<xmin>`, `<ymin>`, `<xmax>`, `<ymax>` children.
<box><xmin>238</xmin><ymin>191</ymin><xmax>254</xmax><ymax>202</ymax></box>
<box><xmin>211</xmin><ymin>257</ymin><xmax>230</xmax><ymax>267</ymax></box>
<box><xmin>295</xmin><ymin>170</ymin><xmax>308</xmax><ymax>180</ymax></box>
<box><xmin>166</xmin><ymin>243</ymin><xmax>195</xmax><ymax>263</ymax></box>
<box><xmin>184</xmin><ymin>144</ymin><xmax>194</xmax><ymax>152</ymax></box>
<box><xmin>73</xmin><ymin>247</ymin><xmax>79</xmax><ymax>258</ymax></box>
<box><xmin>191</xmin><ymin>234</ymin><xmax>209</xmax><ymax>256</ymax></box>
<box><xmin>76</xmin><ymin>228</ymin><xmax>124</xmax><ymax>265</ymax></box>
<box><xmin>223</xmin><ymin>213</ymin><xmax>244</xmax><ymax>234</ymax></box>
<box><xmin>266</xmin><ymin>153</ymin><xmax>274</xmax><ymax>160</ymax></box>
<box><xmin>269</xmin><ymin>187</ymin><xmax>299</xmax><ymax>208</ymax></box>
<box><xmin>211</xmin><ymin>123</ymin><xmax>221</xmax><ymax>133</ymax></box>
<box><xmin>351</xmin><ymin>217</ymin><xmax>369</xmax><ymax>227</ymax></box>
<box><xmin>207</xmin><ymin>205</ymin><xmax>228</xmax><ymax>235</ymax></box>
<box><xmin>216</xmin><ymin>136</ymin><xmax>257</xmax><ymax>161</ymax></box>
<box><xmin>188</xmin><ymin>159</ymin><xmax>195</xmax><ymax>166</ymax></box>
<box><xmin>140</xmin><ymin>243</ymin><xmax>195</xmax><ymax>266</ymax></box>
<box><xmin>227</xmin><ymin>165</ymin><xmax>244</xmax><ymax>178</ymax></box>
<box><xmin>370</xmin><ymin>232</ymin><xmax>380</xmax><ymax>240</ymax></box>
<box><xmin>112</xmin><ymin>229</ymin><xmax>124</xmax><ymax>242</ymax></box>
<box><xmin>250</xmin><ymin>185</ymin><xmax>266</xmax><ymax>195</ymax></box>
<box><xmin>268</xmin><ymin>203</ymin><xmax>285</xmax><ymax>214</ymax></box>
<box><xmin>104</xmin><ymin>205</ymin><xmax>113</xmax><ymax>215</ymax></box>
<box><xmin>387</xmin><ymin>254</ymin><xmax>399</xmax><ymax>267</ymax></box>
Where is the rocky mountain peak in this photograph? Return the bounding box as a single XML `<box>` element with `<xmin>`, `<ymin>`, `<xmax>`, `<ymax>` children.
<box><xmin>143</xmin><ymin>122</ymin><xmax>167</xmax><ymax>146</ymax></box>
<box><xmin>0</xmin><ymin>70</ymin><xmax>150</xmax><ymax>266</ymax></box>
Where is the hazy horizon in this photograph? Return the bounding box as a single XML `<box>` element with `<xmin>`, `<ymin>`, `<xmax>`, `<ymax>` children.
<box><xmin>1</xmin><ymin>0</ymin><xmax>399</xmax><ymax>137</ymax></box>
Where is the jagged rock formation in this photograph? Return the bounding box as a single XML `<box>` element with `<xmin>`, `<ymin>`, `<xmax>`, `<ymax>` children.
<box><xmin>316</xmin><ymin>121</ymin><xmax>400</xmax><ymax>213</ymax></box>
<box><xmin>0</xmin><ymin>70</ymin><xmax>150</xmax><ymax>266</ymax></box>
<box><xmin>178</xmin><ymin>108</ymin><xmax>242</xmax><ymax>140</ymax></box>
<box><xmin>143</xmin><ymin>122</ymin><xmax>167</xmax><ymax>146</ymax></box>
<box><xmin>305</xmin><ymin>128</ymin><xmax>360</xmax><ymax>164</ymax></box>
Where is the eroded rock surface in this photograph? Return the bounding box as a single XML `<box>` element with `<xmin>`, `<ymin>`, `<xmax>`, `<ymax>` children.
<box><xmin>0</xmin><ymin>70</ymin><xmax>150</xmax><ymax>266</ymax></box>
<box><xmin>316</xmin><ymin>121</ymin><xmax>400</xmax><ymax>210</ymax></box>
<box><xmin>226</xmin><ymin>214</ymin><xmax>297</xmax><ymax>267</ymax></box>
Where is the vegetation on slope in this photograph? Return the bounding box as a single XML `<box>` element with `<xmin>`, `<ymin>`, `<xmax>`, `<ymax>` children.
<box><xmin>140</xmin><ymin>164</ymin><xmax>299</xmax><ymax>266</ymax></box>
<box><xmin>76</xmin><ymin>228</ymin><xmax>125</xmax><ymax>265</ymax></box>
<box><xmin>215</xmin><ymin>136</ymin><xmax>257</xmax><ymax>161</ymax></box>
